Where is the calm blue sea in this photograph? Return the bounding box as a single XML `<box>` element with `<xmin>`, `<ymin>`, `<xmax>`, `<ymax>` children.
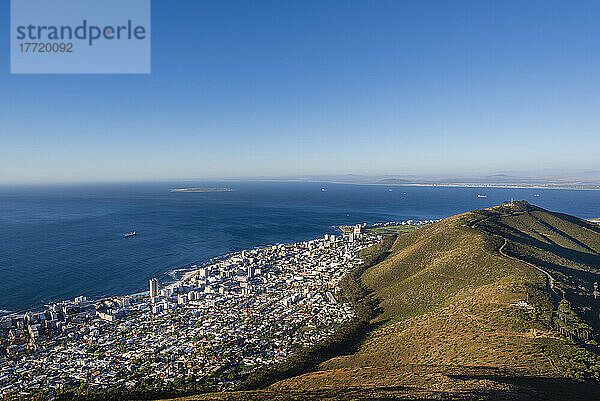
<box><xmin>1</xmin><ymin>181</ymin><xmax>599</xmax><ymax>314</ymax></box>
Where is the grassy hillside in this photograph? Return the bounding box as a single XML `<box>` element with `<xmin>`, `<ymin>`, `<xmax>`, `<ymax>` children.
<box><xmin>168</xmin><ymin>203</ymin><xmax>600</xmax><ymax>400</ymax></box>
<box><xmin>365</xmin><ymin>224</ymin><xmax>422</xmax><ymax>235</ymax></box>
<box><xmin>470</xmin><ymin>202</ymin><xmax>600</xmax><ymax>338</ymax></box>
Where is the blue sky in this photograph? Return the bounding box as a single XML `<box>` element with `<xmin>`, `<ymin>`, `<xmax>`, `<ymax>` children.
<box><xmin>1</xmin><ymin>0</ymin><xmax>600</xmax><ymax>183</ymax></box>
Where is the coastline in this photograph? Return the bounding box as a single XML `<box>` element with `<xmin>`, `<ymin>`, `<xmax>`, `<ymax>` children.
<box><xmin>0</xmin><ymin>233</ymin><xmax>338</xmax><ymax>318</ymax></box>
<box><xmin>0</xmin><ymin>181</ymin><xmax>598</xmax><ymax>317</ymax></box>
<box><xmin>1</xmin><ymin>222</ymin><xmax>383</xmax><ymax>396</ymax></box>
<box><xmin>0</xmin><ymin>217</ymin><xmax>432</xmax><ymax>320</ymax></box>
<box><xmin>247</xmin><ymin>178</ymin><xmax>600</xmax><ymax>191</ymax></box>
<box><xmin>0</xmin><ymin>249</ymin><xmax>240</xmax><ymax>317</ymax></box>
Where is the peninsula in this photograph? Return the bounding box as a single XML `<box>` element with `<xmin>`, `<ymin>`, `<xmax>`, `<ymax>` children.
<box><xmin>2</xmin><ymin>220</ymin><xmax>432</xmax><ymax>398</ymax></box>
<box><xmin>170</xmin><ymin>201</ymin><xmax>600</xmax><ymax>400</ymax></box>
<box><xmin>4</xmin><ymin>204</ymin><xmax>600</xmax><ymax>400</ymax></box>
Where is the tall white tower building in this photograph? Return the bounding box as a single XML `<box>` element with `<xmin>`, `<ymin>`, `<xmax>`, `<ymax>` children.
<box><xmin>149</xmin><ymin>278</ymin><xmax>159</xmax><ymax>299</ymax></box>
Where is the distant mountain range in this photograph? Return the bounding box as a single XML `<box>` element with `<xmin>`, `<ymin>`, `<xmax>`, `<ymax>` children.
<box><xmin>372</xmin><ymin>174</ymin><xmax>600</xmax><ymax>189</ymax></box>
<box><xmin>234</xmin><ymin>172</ymin><xmax>600</xmax><ymax>190</ymax></box>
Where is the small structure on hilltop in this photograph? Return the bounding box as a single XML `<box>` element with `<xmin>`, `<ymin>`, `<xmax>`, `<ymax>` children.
<box><xmin>503</xmin><ymin>198</ymin><xmax>515</xmax><ymax>207</ymax></box>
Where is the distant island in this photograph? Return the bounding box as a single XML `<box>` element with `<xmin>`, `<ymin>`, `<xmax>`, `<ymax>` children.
<box><xmin>169</xmin><ymin>187</ymin><xmax>233</xmax><ymax>193</ymax></box>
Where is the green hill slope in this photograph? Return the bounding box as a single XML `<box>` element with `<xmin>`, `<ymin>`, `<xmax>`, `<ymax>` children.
<box><xmin>171</xmin><ymin>202</ymin><xmax>600</xmax><ymax>400</ymax></box>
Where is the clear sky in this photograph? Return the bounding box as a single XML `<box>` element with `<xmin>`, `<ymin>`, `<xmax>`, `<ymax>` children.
<box><xmin>1</xmin><ymin>0</ymin><xmax>600</xmax><ymax>184</ymax></box>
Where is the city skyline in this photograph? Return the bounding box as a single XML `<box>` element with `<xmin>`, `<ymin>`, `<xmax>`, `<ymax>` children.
<box><xmin>2</xmin><ymin>0</ymin><xmax>600</xmax><ymax>184</ymax></box>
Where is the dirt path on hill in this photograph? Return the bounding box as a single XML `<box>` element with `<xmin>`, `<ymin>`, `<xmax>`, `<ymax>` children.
<box><xmin>498</xmin><ymin>238</ymin><xmax>561</xmax><ymax>308</ymax></box>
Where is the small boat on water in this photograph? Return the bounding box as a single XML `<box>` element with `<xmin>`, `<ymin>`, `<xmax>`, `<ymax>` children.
<box><xmin>534</xmin><ymin>194</ymin><xmax>540</xmax><ymax>197</ymax></box>
<box><xmin>124</xmin><ymin>231</ymin><xmax>136</xmax><ymax>238</ymax></box>
<box><xmin>477</xmin><ymin>194</ymin><xmax>487</xmax><ymax>198</ymax></box>
<box><xmin>321</xmin><ymin>188</ymin><xmax>327</xmax><ymax>192</ymax></box>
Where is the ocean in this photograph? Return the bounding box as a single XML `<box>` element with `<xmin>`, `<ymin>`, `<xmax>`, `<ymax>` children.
<box><xmin>1</xmin><ymin>180</ymin><xmax>599</xmax><ymax>314</ymax></box>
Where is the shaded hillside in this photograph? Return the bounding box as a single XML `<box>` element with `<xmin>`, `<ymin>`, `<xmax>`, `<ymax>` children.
<box><xmin>169</xmin><ymin>203</ymin><xmax>600</xmax><ymax>401</ymax></box>
<box><xmin>468</xmin><ymin>201</ymin><xmax>600</xmax><ymax>338</ymax></box>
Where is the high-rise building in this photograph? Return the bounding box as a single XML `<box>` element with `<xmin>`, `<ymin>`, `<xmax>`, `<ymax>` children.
<box><xmin>149</xmin><ymin>278</ymin><xmax>159</xmax><ymax>299</ymax></box>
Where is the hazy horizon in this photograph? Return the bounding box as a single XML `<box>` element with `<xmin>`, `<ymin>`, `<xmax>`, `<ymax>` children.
<box><xmin>3</xmin><ymin>1</ymin><xmax>600</xmax><ymax>184</ymax></box>
<box><xmin>2</xmin><ymin>169</ymin><xmax>600</xmax><ymax>187</ymax></box>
